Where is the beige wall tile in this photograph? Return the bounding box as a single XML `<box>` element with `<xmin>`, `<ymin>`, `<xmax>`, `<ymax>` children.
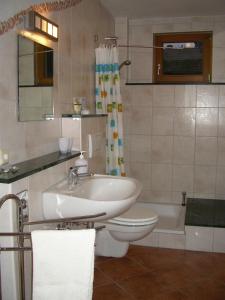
<box><xmin>129</xmin><ymin>85</ymin><xmax>153</xmax><ymax>107</ymax></box>
<box><xmin>152</xmin><ymin>23</ymin><xmax>174</xmax><ymax>33</ymax></box>
<box><xmin>191</xmin><ymin>16</ymin><xmax>214</xmax><ymax>31</ymax></box>
<box><xmin>129</xmin><ymin>106</ymin><xmax>152</xmax><ymax>135</ymax></box>
<box><xmin>196</xmin><ymin>85</ymin><xmax>219</xmax><ymax>107</ymax></box>
<box><xmin>153</xmin><ymin>85</ymin><xmax>175</xmax><ymax>107</ymax></box>
<box><xmin>193</xmin><ymin>193</ymin><xmax>216</xmax><ymax>199</ymax></box>
<box><xmin>213</xmin><ymin>228</ymin><xmax>225</xmax><ymax>253</ymax></box>
<box><xmin>151</xmin><ymin>136</ymin><xmax>173</xmax><ymax>164</ymax></box>
<box><xmin>216</xmin><ymin>166</ymin><xmax>225</xmax><ymax>195</ymax></box>
<box><xmin>151</xmin><ymin>164</ymin><xmax>172</xmax><ymax>192</ymax></box>
<box><xmin>218</xmin><ymin>108</ymin><xmax>225</xmax><ymax>136</ymax></box>
<box><xmin>152</xmin><ymin>107</ymin><xmax>174</xmax><ymax>135</ymax></box>
<box><xmin>185</xmin><ymin>226</ymin><xmax>214</xmax><ymax>252</ymax></box>
<box><xmin>213</xmin><ymin>22</ymin><xmax>225</xmax><ymax>47</ymax></box>
<box><xmin>150</xmin><ymin>190</ymin><xmax>172</xmax><ymax>203</ymax></box>
<box><xmin>158</xmin><ymin>233</ymin><xmax>185</xmax><ymax>250</ymax></box>
<box><xmin>174</xmin><ymin>85</ymin><xmax>196</xmax><ymax>108</ymax></box>
<box><xmin>196</xmin><ymin>108</ymin><xmax>218</xmax><ymax>137</ymax></box>
<box><xmin>130</xmin><ymin>134</ymin><xmax>151</xmax><ymax>163</ymax></box>
<box><xmin>172</xmin><ymin>165</ymin><xmax>194</xmax><ymax>192</ymax></box>
<box><xmin>129</xmin><ymin>49</ymin><xmax>153</xmax><ymax>83</ymax></box>
<box><xmin>219</xmin><ymin>86</ymin><xmax>225</xmax><ymax>107</ymax></box>
<box><xmin>173</xmin><ymin>137</ymin><xmax>195</xmax><ymax>164</ymax></box>
<box><xmin>195</xmin><ymin>137</ymin><xmax>218</xmax><ymax>166</ymax></box>
<box><xmin>194</xmin><ymin>165</ymin><xmax>217</xmax><ymax>194</ymax></box>
<box><xmin>172</xmin><ymin>191</ymin><xmax>193</xmax><ymax>204</ymax></box>
<box><xmin>129</xmin><ymin>24</ymin><xmax>153</xmax><ymax>46</ymax></box>
<box><xmin>130</xmin><ymin>162</ymin><xmax>151</xmax><ymax>189</ymax></box>
<box><xmin>174</xmin><ymin>108</ymin><xmax>196</xmax><ymax>136</ymax></box>
<box><xmin>137</xmin><ymin>189</ymin><xmax>152</xmax><ymax>202</ymax></box>
<box><xmin>212</xmin><ymin>47</ymin><xmax>225</xmax><ymax>82</ymax></box>
<box><xmin>217</xmin><ymin>137</ymin><xmax>225</xmax><ymax>166</ymax></box>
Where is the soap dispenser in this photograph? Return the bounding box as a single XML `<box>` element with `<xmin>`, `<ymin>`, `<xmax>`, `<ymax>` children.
<box><xmin>75</xmin><ymin>151</ymin><xmax>88</xmax><ymax>174</ymax></box>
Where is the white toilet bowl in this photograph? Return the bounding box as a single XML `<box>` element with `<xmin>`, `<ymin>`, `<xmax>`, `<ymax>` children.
<box><xmin>95</xmin><ymin>203</ymin><xmax>158</xmax><ymax>257</ymax></box>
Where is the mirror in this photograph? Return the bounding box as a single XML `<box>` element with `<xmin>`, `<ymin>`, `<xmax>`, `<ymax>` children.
<box><xmin>18</xmin><ymin>35</ymin><xmax>54</xmax><ymax>121</ymax></box>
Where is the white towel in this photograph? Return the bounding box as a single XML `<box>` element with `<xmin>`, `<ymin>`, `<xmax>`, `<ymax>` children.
<box><xmin>31</xmin><ymin>229</ymin><xmax>96</xmax><ymax>300</ymax></box>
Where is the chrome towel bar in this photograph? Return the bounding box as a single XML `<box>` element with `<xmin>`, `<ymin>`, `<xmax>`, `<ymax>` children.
<box><xmin>0</xmin><ymin>193</ymin><xmax>106</xmax><ymax>300</ymax></box>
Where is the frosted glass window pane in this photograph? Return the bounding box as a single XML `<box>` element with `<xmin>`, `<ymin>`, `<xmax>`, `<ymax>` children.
<box><xmin>162</xmin><ymin>42</ymin><xmax>203</xmax><ymax>75</ymax></box>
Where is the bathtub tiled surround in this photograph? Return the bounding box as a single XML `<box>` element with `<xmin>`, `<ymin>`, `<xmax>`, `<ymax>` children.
<box><xmin>185</xmin><ymin>198</ymin><xmax>225</xmax><ymax>253</ymax></box>
<box><xmin>121</xmin><ymin>84</ymin><xmax>225</xmax><ymax>204</ymax></box>
<box><xmin>185</xmin><ymin>225</ymin><xmax>225</xmax><ymax>253</ymax></box>
<box><xmin>133</xmin><ymin>198</ymin><xmax>225</xmax><ymax>253</ymax></box>
<box><xmin>116</xmin><ymin>14</ymin><xmax>225</xmax><ymax>203</ymax></box>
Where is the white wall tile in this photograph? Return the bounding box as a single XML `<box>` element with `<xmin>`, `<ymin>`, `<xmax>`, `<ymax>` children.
<box><xmin>213</xmin><ymin>228</ymin><xmax>225</xmax><ymax>253</ymax></box>
<box><xmin>158</xmin><ymin>233</ymin><xmax>185</xmax><ymax>249</ymax></box>
<box><xmin>185</xmin><ymin>226</ymin><xmax>213</xmax><ymax>252</ymax></box>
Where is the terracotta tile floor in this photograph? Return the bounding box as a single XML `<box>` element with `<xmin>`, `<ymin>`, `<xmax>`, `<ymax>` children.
<box><xmin>93</xmin><ymin>245</ymin><xmax>225</xmax><ymax>300</ymax></box>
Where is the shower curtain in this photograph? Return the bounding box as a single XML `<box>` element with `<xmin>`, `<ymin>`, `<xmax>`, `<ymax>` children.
<box><xmin>95</xmin><ymin>46</ymin><xmax>125</xmax><ymax>176</ymax></box>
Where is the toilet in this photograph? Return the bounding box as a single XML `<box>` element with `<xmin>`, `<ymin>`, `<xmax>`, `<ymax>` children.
<box><xmin>95</xmin><ymin>203</ymin><xmax>158</xmax><ymax>257</ymax></box>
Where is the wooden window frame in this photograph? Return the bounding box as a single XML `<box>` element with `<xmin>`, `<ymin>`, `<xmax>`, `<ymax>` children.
<box><xmin>153</xmin><ymin>32</ymin><xmax>212</xmax><ymax>83</ymax></box>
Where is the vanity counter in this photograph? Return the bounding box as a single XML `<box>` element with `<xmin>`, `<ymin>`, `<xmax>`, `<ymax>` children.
<box><xmin>0</xmin><ymin>151</ymin><xmax>80</xmax><ymax>184</ymax></box>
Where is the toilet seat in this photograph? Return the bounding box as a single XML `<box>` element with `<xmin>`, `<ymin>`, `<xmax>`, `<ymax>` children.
<box><xmin>108</xmin><ymin>204</ymin><xmax>158</xmax><ymax>226</ymax></box>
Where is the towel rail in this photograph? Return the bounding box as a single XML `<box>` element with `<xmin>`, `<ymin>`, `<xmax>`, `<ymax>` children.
<box><xmin>23</xmin><ymin>212</ymin><xmax>106</xmax><ymax>226</ymax></box>
<box><xmin>0</xmin><ymin>193</ymin><xmax>106</xmax><ymax>300</ymax></box>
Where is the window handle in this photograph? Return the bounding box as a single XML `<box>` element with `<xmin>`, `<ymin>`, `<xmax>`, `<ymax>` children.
<box><xmin>157</xmin><ymin>64</ymin><xmax>161</xmax><ymax>76</ymax></box>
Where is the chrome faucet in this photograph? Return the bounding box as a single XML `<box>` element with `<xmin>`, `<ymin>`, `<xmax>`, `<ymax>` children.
<box><xmin>68</xmin><ymin>165</ymin><xmax>92</xmax><ymax>185</ymax></box>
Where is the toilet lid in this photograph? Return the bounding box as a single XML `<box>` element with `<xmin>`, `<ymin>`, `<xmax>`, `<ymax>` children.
<box><xmin>109</xmin><ymin>204</ymin><xmax>158</xmax><ymax>226</ymax></box>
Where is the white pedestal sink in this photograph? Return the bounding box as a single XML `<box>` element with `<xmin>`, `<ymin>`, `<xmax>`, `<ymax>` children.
<box><xmin>42</xmin><ymin>174</ymin><xmax>142</xmax><ymax>221</ymax></box>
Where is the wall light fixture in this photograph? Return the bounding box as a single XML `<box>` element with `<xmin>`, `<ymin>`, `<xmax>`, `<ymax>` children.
<box><xmin>24</xmin><ymin>11</ymin><xmax>58</xmax><ymax>41</ymax></box>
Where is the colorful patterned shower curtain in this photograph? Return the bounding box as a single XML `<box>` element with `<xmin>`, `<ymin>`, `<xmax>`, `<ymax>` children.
<box><xmin>95</xmin><ymin>46</ymin><xmax>125</xmax><ymax>176</ymax></box>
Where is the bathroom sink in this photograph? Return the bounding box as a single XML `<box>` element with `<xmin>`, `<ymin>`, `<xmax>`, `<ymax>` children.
<box><xmin>42</xmin><ymin>174</ymin><xmax>142</xmax><ymax>221</ymax></box>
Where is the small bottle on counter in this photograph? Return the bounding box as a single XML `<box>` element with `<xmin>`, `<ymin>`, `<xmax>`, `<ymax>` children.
<box><xmin>75</xmin><ymin>151</ymin><xmax>88</xmax><ymax>174</ymax></box>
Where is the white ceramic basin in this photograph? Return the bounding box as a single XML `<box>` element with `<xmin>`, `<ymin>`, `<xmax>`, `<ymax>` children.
<box><xmin>42</xmin><ymin>174</ymin><xmax>142</xmax><ymax>221</ymax></box>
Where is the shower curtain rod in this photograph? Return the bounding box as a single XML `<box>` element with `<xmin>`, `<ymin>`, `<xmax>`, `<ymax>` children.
<box><xmin>118</xmin><ymin>44</ymin><xmax>164</xmax><ymax>49</ymax></box>
<box><xmin>103</xmin><ymin>37</ymin><xmax>193</xmax><ymax>49</ymax></box>
<box><xmin>118</xmin><ymin>44</ymin><xmax>196</xmax><ymax>50</ymax></box>
<box><xmin>103</xmin><ymin>37</ymin><xmax>164</xmax><ymax>49</ymax></box>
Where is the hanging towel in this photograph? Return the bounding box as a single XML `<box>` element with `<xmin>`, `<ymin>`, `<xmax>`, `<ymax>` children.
<box><xmin>31</xmin><ymin>229</ymin><xmax>96</xmax><ymax>300</ymax></box>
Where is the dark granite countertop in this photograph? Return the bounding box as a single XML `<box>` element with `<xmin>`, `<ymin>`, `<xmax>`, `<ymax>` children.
<box><xmin>126</xmin><ymin>82</ymin><xmax>225</xmax><ymax>85</ymax></box>
<box><xmin>185</xmin><ymin>198</ymin><xmax>225</xmax><ymax>228</ymax></box>
<box><xmin>62</xmin><ymin>114</ymin><xmax>107</xmax><ymax>118</ymax></box>
<box><xmin>0</xmin><ymin>151</ymin><xmax>80</xmax><ymax>184</ymax></box>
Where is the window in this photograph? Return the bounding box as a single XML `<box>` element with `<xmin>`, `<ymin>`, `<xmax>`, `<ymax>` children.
<box><xmin>153</xmin><ymin>32</ymin><xmax>212</xmax><ymax>83</ymax></box>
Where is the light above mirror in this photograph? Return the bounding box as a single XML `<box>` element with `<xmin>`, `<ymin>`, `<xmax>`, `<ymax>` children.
<box><xmin>24</xmin><ymin>11</ymin><xmax>58</xmax><ymax>41</ymax></box>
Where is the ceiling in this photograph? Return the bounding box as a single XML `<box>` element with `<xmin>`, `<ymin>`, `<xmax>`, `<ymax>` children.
<box><xmin>100</xmin><ymin>0</ymin><xmax>225</xmax><ymax>18</ymax></box>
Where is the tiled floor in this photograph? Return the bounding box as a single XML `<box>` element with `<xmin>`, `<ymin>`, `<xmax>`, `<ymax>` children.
<box><xmin>93</xmin><ymin>245</ymin><xmax>225</xmax><ymax>300</ymax></box>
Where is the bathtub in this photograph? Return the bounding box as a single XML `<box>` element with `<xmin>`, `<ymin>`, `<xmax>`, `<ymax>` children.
<box><xmin>132</xmin><ymin>202</ymin><xmax>186</xmax><ymax>249</ymax></box>
<box><xmin>147</xmin><ymin>203</ymin><xmax>186</xmax><ymax>234</ymax></box>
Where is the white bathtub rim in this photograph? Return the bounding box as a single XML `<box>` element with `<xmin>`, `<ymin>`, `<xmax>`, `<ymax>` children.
<box><xmin>136</xmin><ymin>202</ymin><xmax>186</xmax><ymax>235</ymax></box>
